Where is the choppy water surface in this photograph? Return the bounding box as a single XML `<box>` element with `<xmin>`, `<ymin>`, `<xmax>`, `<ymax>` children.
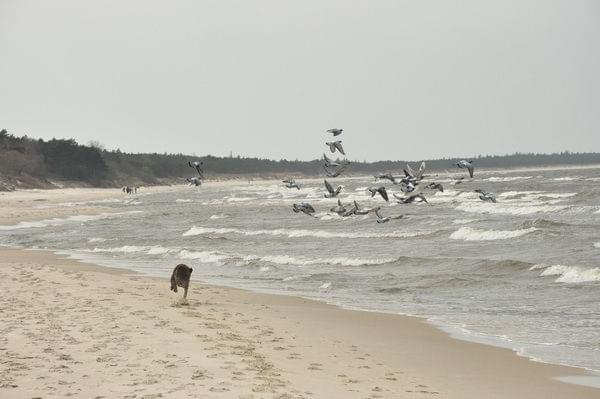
<box><xmin>2</xmin><ymin>166</ymin><xmax>600</xmax><ymax>372</ymax></box>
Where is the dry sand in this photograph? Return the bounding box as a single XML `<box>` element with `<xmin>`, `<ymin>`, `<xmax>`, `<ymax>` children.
<box><xmin>1</xmin><ymin>187</ymin><xmax>599</xmax><ymax>398</ymax></box>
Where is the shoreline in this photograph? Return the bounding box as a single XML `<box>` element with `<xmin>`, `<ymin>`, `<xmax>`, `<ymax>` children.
<box><xmin>2</xmin><ymin>186</ymin><xmax>600</xmax><ymax>397</ymax></box>
<box><xmin>2</xmin><ymin>246</ymin><xmax>600</xmax><ymax>398</ymax></box>
<box><xmin>53</xmin><ymin>246</ymin><xmax>600</xmax><ymax>379</ymax></box>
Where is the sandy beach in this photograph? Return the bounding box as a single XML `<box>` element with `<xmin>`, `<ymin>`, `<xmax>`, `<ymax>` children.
<box><xmin>1</xmin><ymin>188</ymin><xmax>599</xmax><ymax>398</ymax></box>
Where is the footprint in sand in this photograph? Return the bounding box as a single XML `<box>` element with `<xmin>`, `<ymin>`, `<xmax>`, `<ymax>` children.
<box><xmin>209</xmin><ymin>387</ymin><xmax>230</xmax><ymax>392</ymax></box>
<box><xmin>307</xmin><ymin>362</ymin><xmax>323</xmax><ymax>371</ymax></box>
<box><xmin>191</xmin><ymin>370</ymin><xmax>211</xmax><ymax>380</ymax></box>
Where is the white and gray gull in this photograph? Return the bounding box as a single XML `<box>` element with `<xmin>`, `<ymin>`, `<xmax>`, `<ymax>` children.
<box><xmin>330</xmin><ymin>199</ymin><xmax>348</xmax><ymax>216</ymax></box>
<box><xmin>394</xmin><ymin>193</ymin><xmax>428</xmax><ymax>204</ymax></box>
<box><xmin>323</xmin><ymin>161</ymin><xmax>349</xmax><ymax>178</ymax></box>
<box><xmin>325</xmin><ymin>140</ymin><xmax>345</xmax><ymax>155</ymax></box>
<box><xmin>188</xmin><ymin>161</ymin><xmax>204</xmax><ymax>178</ymax></box>
<box><xmin>374</xmin><ymin>173</ymin><xmax>397</xmax><ymax>184</ymax></box>
<box><xmin>475</xmin><ymin>189</ymin><xmax>497</xmax><ymax>203</ymax></box>
<box><xmin>368</xmin><ymin>186</ymin><xmax>389</xmax><ymax>202</ymax></box>
<box><xmin>426</xmin><ymin>182</ymin><xmax>444</xmax><ymax>192</ymax></box>
<box><xmin>323</xmin><ymin>179</ymin><xmax>342</xmax><ymax>198</ymax></box>
<box><xmin>186</xmin><ymin>177</ymin><xmax>202</xmax><ymax>187</ymax></box>
<box><xmin>323</xmin><ymin>153</ymin><xmax>342</xmax><ymax>168</ymax></box>
<box><xmin>326</xmin><ymin>128</ymin><xmax>343</xmax><ymax>136</ymax></box>
<box><xmin>456</xmin><ymin>160</ymin><xmax>474</xmax><ymax>178</ymax></box>
<box><xmin>374</xmin><ymin>208</ymin><xmax>404</xmax><ymax>223</ymax></box>
<box><xmin>283</xmin><ymin>178</ymin><xmax>300</xmax><ymax>190</ymax></box>
<box><xmin>292</xmin><ymin>203</ymin><xmax>317</xmax><ymax>217</ymax></box>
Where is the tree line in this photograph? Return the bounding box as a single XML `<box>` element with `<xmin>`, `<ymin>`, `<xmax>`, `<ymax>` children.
<box><xmin>1</xmin><ymin>129</ymin><xmax>599</xmax><ymax>190</ymax></box>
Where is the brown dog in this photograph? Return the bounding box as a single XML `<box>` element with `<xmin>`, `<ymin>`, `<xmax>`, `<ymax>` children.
<box><xmin>170</xmin><ymin>264</ymin><xmax>193</xmax><ymax>299</ymax></box>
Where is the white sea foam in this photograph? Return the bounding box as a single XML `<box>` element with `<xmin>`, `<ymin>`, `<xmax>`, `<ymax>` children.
<box><xmin>35</xmin><ymin>198</ymin><xmax>123</xmax><ymax>208</ymax></box>
<box><xmin>455</xmin><ymin>202</ymin><xmax>567</xmax><ymax>216</ymax></box>
<box><xmin>93</xmin><ymin>245</ymin><xmax>148</xmax><ymax>253</ymax></box>
<box><xmin>90</xmin><ymin>245</ymin><xmax>176</xmax><ymax>256</ymax></box>
<box><xmin>529</xmin><ymin>263</ymin><xmax>548</xmax><ymax>271</ymax></box>
<box><xmin>553</xmin><ymin>177</ymin><xmax>576</xmax><ymax>181</ymax></box>
<box><xmin>175</xmin><ymin>199</ymin><xmax>193</xmax><ymax>203</ymax></box>
<box><xmin>88</xmin><ymin>237</ymin><xmax>107</xmax><ymax>243</ymax></box>
<box><xmin>209</xmin><ymin>214</ymin><xmax>228</xmax><ymax>220</ymax></box>
<box><xmin>319</xmin><ymin>282</ymin><xmax>332</xmax><ymax>289</ymax></box>
<box><xmin>452</xmin><ymin>219</ymin><xmax>477</xmax><ymax>225</ymax></box>
<box><xmin>450</xmin><ymin>226</ymin><xmax>537</xmax><ymax>241</ymax></box>
<box><xmin>484</xmin><ymin>176</ymin><xmax>532</xmax><ymax>182</ymax></box>
<box><xmin>244</xmin><ymin>254</ymin><xmax>395</xmax><ymax>267</ymax></box>
<box><xmin>226</xmin><ymin>197</ymin><xmax>257</xmax><ymax>202</ymax></box>
<box><xmin>182</xmin><ymin>226</ymin><xmax>427</xmax><ymax>239</ymax></box>
<box><xmin>536</xmin><ymin>265</ymin><xmax>600</xmax><ymax>284</ymax></box>
<box><xmin>147</xmin><ymin>246</ymin><xmax>176</xmax><ymax>255</ymax></box>
<box><xmin>535</xmin><ymin>192</ymin><xmax>577</xmax><ymax>199</ymax></box>
<box><xmin>0</xmin><ymin>211</ymin><xmax>142</xmax><ymax>230</ymax></box>
<box><xmin>177</xmin><ymin>249</ymin><xmax>230</xmax><ymax>263</ymax></box>
<box><xmin>594</xmin><ymin>242</ymin><xmax>600</xmax><ymax>249</ymax></box>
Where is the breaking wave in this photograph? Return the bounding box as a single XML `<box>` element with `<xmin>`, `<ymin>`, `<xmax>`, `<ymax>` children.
<box><xmin>452</xmin><ymin>219</ymin><xmax>477</xmax><ymax>225</ymax></box>
<box><xmin>519</xmin><ymin>218</ymin><xmax>568</xmax><ymax>229</ymax></box>
<box><xmin>0</xmin><ymin>211</ymin><xmax>143</xmax><ymax>230</ymax></box>
<box><xmin>182</xmin><ymin>226</ymin><xmax>429</xmax><ymax>239</ymax></box>
<box><xmin>455</xmin><ymin>202</ymin><xmax>567</xmax><ymax>216</ymax></box>
<box><xmin>532</xmin><ymin>264</ymin><xmax>600</xmax><ymax>284</ymax></box>
<box><xmin>450</xmin><ymin>226</ymin><xmax>538</xmax><ymax>241</ymax></box>
<box><xmin>484</xmin><ymin>176</ymin><xmax>532</xmax><ymax>182</ymax></box>
<box><xmin>243</xmin><ymin>254</ymin><xmax>396</xmax><ymax>267</ymax></box>
<box><xmin>226</xmin><ymin>197</ymin><xmax>257</xmax><ymax>202</ymax></box>
<box><xmin>91</xmin><ymin>245</ymin><xmax>177</xmax><ymax>255</ymax></box>
<box><xmin>553</xmin><ymin>177</ymin><xmax>577</xmax><ymax>181</ymax></box>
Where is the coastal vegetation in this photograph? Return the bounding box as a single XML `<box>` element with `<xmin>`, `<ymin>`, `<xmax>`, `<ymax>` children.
<box><xmin>1</xmin><ymin>129</ymin><xmax>599</xmax><ymax>190</ymax></box>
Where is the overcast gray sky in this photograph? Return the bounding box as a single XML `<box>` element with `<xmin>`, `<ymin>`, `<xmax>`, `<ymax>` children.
<box><xmin>1</xmin><ymin>0</ymin><xmax>599</xmax><ymax>161</ymax></box>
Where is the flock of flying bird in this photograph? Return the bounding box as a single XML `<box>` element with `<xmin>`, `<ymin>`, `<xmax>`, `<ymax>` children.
<box><xmin>287</xmin><ymin>129</ymin><xmax>493</xmax><ymax>223</ymax></box>
<box><xmin>182</xmin><ymin>129</ymin><xmax>495</xmax><ymax>222</ymax></box>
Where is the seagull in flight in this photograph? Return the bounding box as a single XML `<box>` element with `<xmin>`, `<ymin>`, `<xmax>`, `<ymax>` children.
<box><xmin>475</xmin><ymin>189</ymin><xmax>497</xmax><ymax>203</ymax></box>
<box><xmin>283</xmin><ymin>178</ymin><xmax>300</xmax><ymax>190</ymax></box>
<box><xmin>186</xmin><ymin>177</ymin><xmax>202</xmax><ymax>187</ymax></box>
<box><xmin>404</xmin><ymin>162</ymin><xmax>426</xmax><ymax>181</ymax></box>
<box><xmin>323</xmin><ymin>153</ymin><xmax>342</xmax><ymax>168</ymax></box>
<box><xmin>323</xmin><ymin>162</ymin><xmax>349</xmax><ymax>178</ymax></box>
<box><xmin>374</xmin><ymin>208</ymin><xmax>404</xmax><ymax>223</ymax></box>
<box><xmin>368</xmin><ymin>186</ymin><xmax>389</xmax><ymax>202</ymax></box>
<box><xmin>330</xmin><ymin>199</ymin><xmax>348</xmax><ymax>216</ymax></box>
<box><xmin>456</xmin><ymin>160</ymin><xmax>474</xmax><ymax>178</ymax></box>
<box><xmin>323</xmin><ymin>179</ymin><xmax>342</xmax><ymax>198</ymax></box>
<box><xmin>326</xmin><ymin>128</ymin><xmax>343</xmax><ymax>136</ymax></box>
<box><xmin>426</xmin><ymin>182</ymin><xmax>444</xmax><ymax>192</ymax></box>
<box><xmin>374</xmin><ymin>173</ymin><xmax>397</xmax><ymax>184</ymax></box>
<box><xmin>325</xmin><ymin>141</ymin><xmax>345</xmax><ymax>155</ymax></box>
<box><xmin>394</xmin><ymin>193</ymin><xmax>428</xmax><ymax>204</ymax></box>
<box><xmin>188</xmin><ymin>161</ymin><xmax>204</xmax><ymax>178</ymax></box>
<box><xmin>292</xmin><ymin>203</ymin><xmax>317</xmax><ymax>217</ymax></box>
